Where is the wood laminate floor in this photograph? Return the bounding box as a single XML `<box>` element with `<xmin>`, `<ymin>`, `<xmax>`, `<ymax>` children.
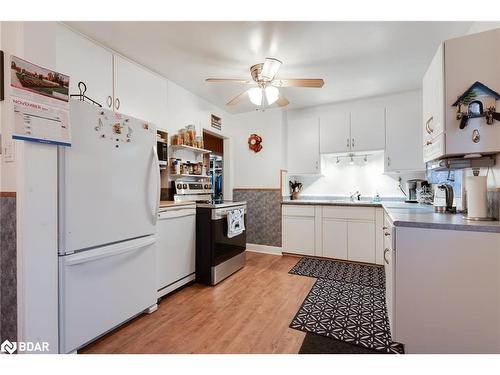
<box><xmin>81</xmin><ymin>252</ymin><xmax>314</xmax><ymax>354</ymax></box>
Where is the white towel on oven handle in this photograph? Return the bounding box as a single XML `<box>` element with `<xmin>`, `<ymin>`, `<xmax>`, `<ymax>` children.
<box><xmin>227</xmin><ymin>208</ymin><xmax>245</xmax><ymax>238</ymax></box>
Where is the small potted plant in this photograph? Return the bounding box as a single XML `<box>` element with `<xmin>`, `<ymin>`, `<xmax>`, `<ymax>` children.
<box><xmin>289</xmin><ymin>180</ymin><xmax>303</xmax><ymax>200</ymax></box>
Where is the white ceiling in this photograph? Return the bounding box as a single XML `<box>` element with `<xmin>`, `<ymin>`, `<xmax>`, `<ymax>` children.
<box><xmin>66</xmin><ymin>21</ymin><xmax>472</xmax><ymax>114</ymax></box>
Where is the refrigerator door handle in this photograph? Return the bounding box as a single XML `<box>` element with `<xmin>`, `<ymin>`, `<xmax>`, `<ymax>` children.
<box><xmin>65</xmin><ymin>236</ymin><xmax>156</xmax><ymax>266</ymax></box>
<box><xmin>152</xmin><ymin>145</ymin><xmax>161</xmax><ymax>225</ymax></box>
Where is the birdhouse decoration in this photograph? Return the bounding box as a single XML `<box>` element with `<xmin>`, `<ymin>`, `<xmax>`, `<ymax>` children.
<box><xmin>248</xmin><ymin>133</ymin><xmax>263</xmax><ymax>153</ymax></box>
<box><xmin>452</xmin><ymin>81</ymin><xmax>500</xmax><ymax>129</ymax></box>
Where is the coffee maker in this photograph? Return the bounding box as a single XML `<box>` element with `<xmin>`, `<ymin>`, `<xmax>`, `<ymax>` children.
<box><xmin>406</xmin><ymin>179</ymin><xmax>428</xmax><ymax>203</ymax></box>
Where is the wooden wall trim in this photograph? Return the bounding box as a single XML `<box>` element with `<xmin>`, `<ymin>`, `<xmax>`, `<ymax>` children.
<box><xmin>0</xmin><ymin>192</ymin><xmax>16</xmax><ymax>197</ymax></box>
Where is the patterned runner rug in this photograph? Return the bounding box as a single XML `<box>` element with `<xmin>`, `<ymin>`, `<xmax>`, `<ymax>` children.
<box><xmin>290</xmin><ymin>278</ymin><xmax>404</xmax><ymax>354</ymax></box>
<box><xmin>289</xmin><ymin>257</ymin><xmax>385</xmax><ymax>289</ymax></box>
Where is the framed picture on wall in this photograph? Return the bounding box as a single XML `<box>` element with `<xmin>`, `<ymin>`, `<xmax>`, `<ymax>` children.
<box><xmin>0</xmin><ymin>50</ymin><xmax>4</xmax><ymax>101</ymax></box>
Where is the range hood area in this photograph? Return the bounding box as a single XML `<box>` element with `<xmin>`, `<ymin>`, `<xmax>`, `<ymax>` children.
<box><xmin>427</xmin><ymin>155</ymin><xmax>496</xmax><ymax>171</ymax></box>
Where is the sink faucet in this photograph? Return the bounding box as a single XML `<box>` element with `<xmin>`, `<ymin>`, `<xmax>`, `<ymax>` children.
<box><xmin>350</xmin><ymin>191</ymin><xmax>361</xmax><ymax>202</ymax></box>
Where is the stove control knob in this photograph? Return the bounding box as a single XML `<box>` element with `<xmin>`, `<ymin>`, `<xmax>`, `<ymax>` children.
<box><xmin>204</xmin><ymin>184</ymin><xmax>209</xmax><ymax>189</ymax></box>
<box><xmin>176</xmin><ymin>183</ymin><xmax>182</xmax><ymax>189</ymax></box>
<box><xmin>183</xmin><ymin>184</ymin><xmax>188</xmax><ymax>189</ymax></box>
<box><xmin>209</xmin><ymin>184</ymin><xmax>212</xmax><ymax>189</ymax></box>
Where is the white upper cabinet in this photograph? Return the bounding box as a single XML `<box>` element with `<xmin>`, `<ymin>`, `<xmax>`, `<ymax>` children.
<box><xmin>286</xmin><ymin>114</ymin><xmax>320</xmax><ymax>175</ymax></box>
<box><xmin>56</xmin><ymin>24</ymin><xmax>114</xmax><ymax>109</ymax></box>
<box><xmin>113</xmin><ymin>55</ymin><xmax>168</xmax><ymax>129</ymax></box>
<box><xmin>56</xmin><ymin>25</ymin><xmax>168</xmax><ymax>128</ymax></box>
<box><xmin>319</xmin><ymin>109</ymin><xmax>351</xmax><ymax>153</ymax></box>
<box><xmin>350</xmin><ymin>105</ymin><xmax>386</xmax><ymax>152</ymax></box>
<box><xmin>422</xmin><ymin>28</ymin><xmax>500</xmax><ymax>161</ymax></box>
<box><xmin>444</xmin><ymin>29</ymin><xmax>500</xmax><ymax>156</ymax></box>
<box><xmin>318</xmin><ymin>103</ymin><xmax>385</xmax><ymax>155</ymax></box>
<box><xmin>385</xmin><ymin>91</ymin><xmax>425</xmax><ymax>172</ymax></box>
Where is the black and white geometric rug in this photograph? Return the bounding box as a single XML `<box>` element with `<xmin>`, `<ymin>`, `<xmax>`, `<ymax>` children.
<box><xmin>290</xmin><ymin>278</ymin><xmax>404</xmax><ymax>354</ymax></box>
<box><xmin>289</xmin><ymin>257</ymin><xmax>385</xmax><ymax>289</ymax></box>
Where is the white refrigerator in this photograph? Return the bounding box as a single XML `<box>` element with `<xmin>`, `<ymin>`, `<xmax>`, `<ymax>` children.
<box><xmin>58</xmin><ymin>100</ymin><xmax>160</xmax><ymax>353</ymax></box>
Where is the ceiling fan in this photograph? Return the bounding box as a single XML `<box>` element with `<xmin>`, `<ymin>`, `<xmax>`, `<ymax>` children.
<box><xmin>205</xmin><ymin>57</ymin><xmax>324</xmax><ymax>108</ymax></box>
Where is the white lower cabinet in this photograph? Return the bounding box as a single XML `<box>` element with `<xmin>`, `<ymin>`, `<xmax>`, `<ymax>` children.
<box><xmin>347</xmin><ymin>221</ymin><xmax>376</xmax><ymax>263</ymax></box>
<box><xmin>282</xmin><ymin>204</ymin><xmax>383</xmax><ymax>265</ymax></box>
<box><xmin>282</xmin><ymin>215</ymin><xmax>316</xmax><ymax>256</ymax></box>
<box><xmin>322</xmin><ymin>219</ymin><xmax>348</xmax><ymax>259</ymax></box>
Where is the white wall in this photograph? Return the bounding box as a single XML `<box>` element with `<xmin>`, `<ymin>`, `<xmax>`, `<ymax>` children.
<box><xmin>292</xmin><ymin>151</ymin><xmax>424</xmax><ymax>198</ymax></box>
<box><xmin>467</xmin><ymin>22</ymin><xmax>500</xmax><ymax>35</ymax></box>
<box><xmin>228</xmin><ymin>108</ymin><xmax>285</xmax><ymax>189</ymax></box>
<box><xmin>0</xmin><ymin>21</ymin><xmax>59</xmax><ymax>352</ymax></box>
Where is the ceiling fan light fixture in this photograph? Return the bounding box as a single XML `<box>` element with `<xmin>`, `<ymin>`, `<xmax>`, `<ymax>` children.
<box><xmin>248</xmin><ymin>87</ymin><xmax>263</xmax><ymax>106</ymax></box>
<box><xmin>265</xmin><ymin>86</ymin><xmax>279</xmax><ymax>105</ymax></box>
<box><xmin>261</xmin><ymin>58</ymin><xmax>282</xmax><ymax>81</ymax></box>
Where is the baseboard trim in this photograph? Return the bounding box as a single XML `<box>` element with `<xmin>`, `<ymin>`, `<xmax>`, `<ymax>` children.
<box><xmin>246</xmin><ymin>243</ymin><xmax>282</xmax><ymax>256</ymax></box>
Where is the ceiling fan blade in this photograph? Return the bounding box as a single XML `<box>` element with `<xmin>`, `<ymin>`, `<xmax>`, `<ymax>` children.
<box><xmin>206</xmin><ymin>78</ymin><xmax>253</xmax><ymax>84</ymax></box>
<box><xmin>226</xmin><ymin>90</ymin><xmax>249</xmax><ymax>106</ymax></box>
<box><xmin>276</xmin><ymin>95</ymin><xmax>289</xmax><ymax>107</ymax></box>
<box><xmin>261</xmin><ymin>57</ymin><xmax>282</xmax><ymax>81</ymax></box>
<box><xmin>272</xmin><ymin>79</ymin><xmax>324</xmax><ymax>88</ymax></box>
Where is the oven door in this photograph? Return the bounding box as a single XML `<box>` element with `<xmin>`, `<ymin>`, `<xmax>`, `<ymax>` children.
<box><xmin>211</xmin><ymin>207</ymin><xmax>246</xmax><ymax>266</ymax></box>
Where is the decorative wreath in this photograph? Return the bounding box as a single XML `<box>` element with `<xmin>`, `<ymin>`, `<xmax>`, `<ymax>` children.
<box><xmin>248</xmin><ymin>133</ymin><xmax>263</xmax><ymax>153</ymax></box>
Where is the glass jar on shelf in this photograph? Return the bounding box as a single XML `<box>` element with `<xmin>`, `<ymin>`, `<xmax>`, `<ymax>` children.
<box><xmin>186</xmin><ymin>124</ymin><xmax>196</xmax><ymax>146</ymax></box>
<box><xmin>178</xmin><ymin>128</ymin><xmax>187</xmax><ymax>145</ymax></box>
<box><xmin>195</xmin><ymin>135</ymin><xmax>204</xmax><ymax>149</ymax></box>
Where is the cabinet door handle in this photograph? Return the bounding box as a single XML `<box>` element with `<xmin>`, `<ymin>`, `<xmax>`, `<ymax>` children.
<box><xmin>351</xmin><ymin>138</ymin><xmax>355</xmax><ymax>148</ymax></box>
<box><xmin>347</xmin><ymin>138</ymin><xmax>350</xmax><ymax>148</ymax></box>
<box><xmin>426</xmin><ymin>140</ymin><xmax>433</xmax><ymax>146</ymax></box>
<box><xmin>425</xmin><ymin>116</ymin><xmax>434</xmax><ymax>134</ymax></box>
<box><xmin>384</xmin><ymin>248</ymin><xmax>390</xmax><ymax>264</ymax></box>
<box><xmin>315</xmin><ymin>160</ymin><xmax>319</xmax><ymax>170</ymax></box>
<box><xmin>382</xmin><ymin>226</ymin><xmax>388</xmax><ymax>230</ymax></box>
<box><xmin>115</xmin><ymin>98</ymin><xmax>121</xmax><ymax>110</ymax></box>
<box><xmin>107</xmin><ymin>96</ymin><xmax>113</xmax><ymax>108</ymax></box>
<box><xmin>387</xmin><ymin>156</ymin><xmax>391</xmax><ymax>166</ymax></box>
<box><xmin>384</xmin><ymin>231</ymin><xmax>391</xmax><ymax>236</ymax></box>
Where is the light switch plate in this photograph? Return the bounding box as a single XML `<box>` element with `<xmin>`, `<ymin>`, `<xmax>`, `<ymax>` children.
<box><xmin>2</xmin><ymin>138</ymin><xmax>15</xmax><ymax>162</ymax></box>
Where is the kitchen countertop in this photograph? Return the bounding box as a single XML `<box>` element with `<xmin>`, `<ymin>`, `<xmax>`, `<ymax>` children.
<box><xmin>159</xmin><ymin>200</ymin><xmax>196</xmax><ymax>208</ymax></box>
<box><xmin>282</xmin><ymin>198</ymin><xmax>500</xmax><ymax>233</ymax></box>
<box><xmin>382</xmin><ymin>202</ymin><xmax>500</xmax><ymax>233</ymax></box>
<box><xmin>282</xmin><ymin>199</ymin><xmax>384</xmax><ymax>208</ymax></box>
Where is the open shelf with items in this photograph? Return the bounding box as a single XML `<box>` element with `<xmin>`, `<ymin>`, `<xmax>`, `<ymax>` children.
<box><xmin>170</xmin><ymin>173</ymin><xmax>210</xmax><ymax>179</ymax></box>
<box><xmin>170</xmin><ymin>144</ymin><xmax>211</xmax><ymax>154</ymax></box>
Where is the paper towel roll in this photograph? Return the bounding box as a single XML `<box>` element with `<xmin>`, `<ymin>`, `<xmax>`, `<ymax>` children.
<box><xmin>466</xmin><ymin>176</ymin><xmax>488</xmax><ymax>218</ymax></box>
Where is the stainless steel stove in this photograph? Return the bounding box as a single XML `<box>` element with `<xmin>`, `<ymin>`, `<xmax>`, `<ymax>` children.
<box><xmin>172</xmin><ymin>179</ymin><xmax>212</xmax><ymax>203</ymax></box>
<box><xmin>172</xmin><ymin>180</ymin><xmax>247</xmax><ymax>285</ymax></box>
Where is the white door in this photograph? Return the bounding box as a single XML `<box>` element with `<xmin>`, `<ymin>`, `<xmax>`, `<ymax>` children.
<box><xmin>322</xmin><ymin>219</ymin><xmax>348</xmax><ymax>260</ymax></box>
<box><xmin>113</xmin><ymin>55</ymin><xmax>168</xmax><ymax>128</ymax></box>
<box><xmin>385</xmin><ymin>91</ymin><xmax>425</xmax><ymax>172</ymax></box>
<box><xmin>59</xmin><ymin>236</ymin><xmax>157</xmax><ymax>353</ymax></box>
<box><xmin>56</xmin><ymin>24</ymin><xmax>114</xmax><ymax>110</ymax></box>
<box><xmin>319</xmin><ymin>110</ymin><xmax>351</xmax><ymax>153</ymax></box>
<box><xmin>350</xmin><ymin>105</ymin><xmax>385</xmax><ymax>152</ymax></box>
<box><xmin>347</xmin><ymin>221</ymin><xmax>376</xmax><ymax>263</ymax></box>
<box><xmin>282</xmin><ymin>216</ymin><xmax>315</xmax><ymax>255</ymax></box>
<box><xmin>287</xmin><ymin>115</ymin><xmax>320</xmax><ymax>174</ymax></box>
<box><xmin>60</xmin><ymin>101</ymin><xmax>159</xmax><ymax>253</ymax></box>
<box><xmin>156</xmin><ymin>206</ymin><xmax>196</xmax><ymax>292</ymax></box>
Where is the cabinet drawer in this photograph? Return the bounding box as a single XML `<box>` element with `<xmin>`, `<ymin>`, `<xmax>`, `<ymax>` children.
<box><xmin>282</xmin><ymin>205</ymin><xmax>315</xmax><ymax>217</ymax></box>
<box><xmin>322</xmin><ymin>206</ymin><xmax>375</xmax><ymax>221</ymax></box>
